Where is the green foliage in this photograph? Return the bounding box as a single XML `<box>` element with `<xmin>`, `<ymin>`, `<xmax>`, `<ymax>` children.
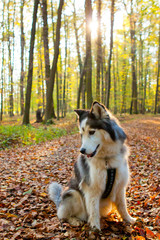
<box><xmin>0</xmin><ymin>125</ymin><xmax>66</xmax><ymax>150</ymax></box>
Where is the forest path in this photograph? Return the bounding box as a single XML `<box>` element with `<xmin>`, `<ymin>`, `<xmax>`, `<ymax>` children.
<box><xmin>0</xmin><ymin>116</ymin><xmax>160</xmax><ymax>239</ymax></box>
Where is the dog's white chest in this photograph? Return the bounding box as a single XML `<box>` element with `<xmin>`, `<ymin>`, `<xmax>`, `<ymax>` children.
<box><xmin>89</xmin><ymin>159</ymin><xmax>107</xmax><ymax>194</ymax></box>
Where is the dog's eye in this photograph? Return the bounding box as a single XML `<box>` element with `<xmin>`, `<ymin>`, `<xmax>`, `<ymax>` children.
<box><xmin>89</xmin><ymin>130</ymin><xmax>95</xmax><ymax>135</ymax></box>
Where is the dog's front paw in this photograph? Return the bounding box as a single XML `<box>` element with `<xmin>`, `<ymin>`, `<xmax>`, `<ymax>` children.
<box><xmin>90</xmin><ymin>225</ymin><xmax>101</xmax><ymax>232</ymax></box>
<box><xmin>89</xmin><ymin>219</ymin><xmax>101</xmax><ymax>231</ymax></box>
<box><xmin>68</xmin><ymin>217</ymin><xmax>84</xmax><ymax>226</ymax></box>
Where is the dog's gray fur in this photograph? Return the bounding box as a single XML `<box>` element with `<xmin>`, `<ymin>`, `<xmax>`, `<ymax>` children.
<box><xmin>48</xmin><ymin>182</ymin><xmax>62</xmax><ymax>208</ymax></box>
<box><xmin>75</xmin><ymin>155</ymin><xmax>90</xmax><ymax>185</ymax></box>
<box><xmin>48</xmin><ymin>101</ymin><xmax>136</xmax><ymax>230</ymax></box>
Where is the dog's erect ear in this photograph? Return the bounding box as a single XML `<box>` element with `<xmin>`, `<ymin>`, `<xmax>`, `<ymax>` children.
<box><xmin>74</xmin><ymin>109</ymin><xmax>85</xmax><ymax>118</ymax></box>
<box><xmin>90</xmin><ymin>101</ymin><xmax>110</xmax><ymax>119</ymax></box>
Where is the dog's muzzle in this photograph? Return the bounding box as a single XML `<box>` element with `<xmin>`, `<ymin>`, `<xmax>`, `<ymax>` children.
<box><xmin>86</xmin><ymin>144</ymin><xmax>100</xmax><ymax>158</ymax></box>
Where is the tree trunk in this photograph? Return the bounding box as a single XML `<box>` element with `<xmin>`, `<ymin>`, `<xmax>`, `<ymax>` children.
<box><xmin>67</xmin><ymin>42</ymin><xmax>71</xmax><ymax>106</ymax></box>
<box><xmin>42</xmin><ymin>74</ymin><xmax>45</xmax><ymax>111</ymax></box>
<box><xmin>116</xmin><ymin>44</ymin><xmax>120</xmax><ymax>112</ymax></box>
<box><xmin>130</xmin><ymin>0</ymin><xmax>138</xmax><ymax>114</ymax></box>
<box><xmin>41</xmin><ymin>0</ymin><xmax>56</xmax><ymax>118</ymax></box>
<box><xmin>85</xmin><ymin>0</ymin><xmax>92</xmax><ymax>108</ymax></box>
<box><xmin>51</xmin><ymin>0</ymin><xmax>55</xmax><ymax>46</ymax></box>
<box><xmin>41</xmin><ymin>0</ymin><xmax>50</xmax><ymax>87</ymax></box>
<box><xmin>63</xmin><ymin>71</ymin><xmax>66</xmax><ymax>117</ymax></box>
<box><xmin>23</xmin><ymin>0</ymin><xmax>39</xmax><ymax>124</ymax></box>
<box><xmin>49</xmin><ymin>0</ymin><xmax>57</xmax><ymax>118</ymax></box>
<box><xmin>96</xmin><ymin>0</ymin><xmax>102</xmax><ymax>102</ymax></box>
<box><xmin>73</xmin><ymin>1</ymin><xmax>82</xmax><ymax>74</ymax></box>
<box><xmin>101</xmin><ymin>46</ymin><xmax>104</xmax><ymax>103</ymax></box>
<box><xmin>73</xmin><ymin>1</ymin><xmax>84</xmax><ymax>109</ymax></box>
<box><xmin>101</xmin><ymin>45</ymin><xmax>106</xmax><ymax>104</ymax></box>
<box><xmin>45</xmin><ymin>0</ymin><xmax>64</xmax><ymax>122</ymax></box>
<box><xmin>121</xmin><ymin>29</ymin><xmax>127</xmax><ymax>113</ymax></box>
<box><xmin>56</xmin><ymin>71</ymin><xmax>59</xmax><ymax>120</ymax></box>
<box><xmin>12</xmin><ymin>0</ymin><xmax>16</xmax><ymax>113</ymax></box>
<box><xmin>82</xmin><ymin>75</ymin><xmax>86</xmax><ymax>109</ymax></box>
<box><xmin>0</xmin><ymin>1</ymin><xmax>5</xmax><ymax>121</ymax></box>
<box><xmin>77</xmin><ymin>56</ymin><xmax>88</xmax><ymax>108</ymax></box>
<box><xmin>142</xmin><ymin>54</ymin><xmax>149</xmax><ymax>114</ymax></box>
<box><xmin>62</xmin><ymin>15</ymin><xmax>68</xmax><ymax>117</ymax></box>
<box><xmin>59</xmin><ymin>53</ymin><xmax>63</xmax><ymax>117</ymax></box>
<box><xmin>20</xmin><ymin>0</ymin><xmax>25</xmax><ymax>116</ymax></box>
<box><xmin>139</xmin><ymin>20</ymin><xmax>143</xmax><ymax>113</ymax></box>
<box><xmin>154</xmin><ymin>22</ymin><xmax>160</xmax><ymax>114</ymax></box>
<box><xmin>37</xmin><ymin>23</ymin><xmax>42</xmax><ymax>108</ymax></box>
<box><xmin>113</xmin><ymin>52</ymin><xmax>117</xmax><ymax>114</ymax></box>
<box><xmin>8</xmin><ymin>0</ymin><xmax>14</xmax><ymax>117</ymax></box>
<box><xmin>105</xmin><ymin>0</ymin><xmax>115</xmax><ymax>108</ymax></box>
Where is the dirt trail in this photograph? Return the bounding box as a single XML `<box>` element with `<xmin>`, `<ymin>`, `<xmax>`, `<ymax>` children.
<box><xmin>0</xmin><ymin>116</ymin><xmax>160</xmax><ymax>239</ymax></box>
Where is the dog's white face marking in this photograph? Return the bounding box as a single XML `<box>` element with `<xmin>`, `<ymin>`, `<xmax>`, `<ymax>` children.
<box><xmin>79</xmin><ymin>118</ymin><xmax>102</xmax><ymax>158</ymax></box>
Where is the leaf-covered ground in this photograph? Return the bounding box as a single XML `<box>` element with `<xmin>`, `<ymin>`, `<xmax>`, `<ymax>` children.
<box><xmin>0</xmin><ymin>116</ymin><xmax>160</xmax><ymax>240</ymax></box>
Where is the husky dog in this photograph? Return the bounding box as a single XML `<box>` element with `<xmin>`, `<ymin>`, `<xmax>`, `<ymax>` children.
<box><xmin>49</xmin><ymin>101</ymin><xmax>136</xmax><ymax>230</ymax></box>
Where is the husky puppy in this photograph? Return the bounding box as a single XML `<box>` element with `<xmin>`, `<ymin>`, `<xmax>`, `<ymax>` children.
<box><xmin>49</xmin><ymin>101</ymin><xmax>136</xmax><ymax>230</ymax></box>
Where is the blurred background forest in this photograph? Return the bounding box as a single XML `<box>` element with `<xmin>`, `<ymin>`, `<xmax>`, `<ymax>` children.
<box><xmin>0</xmin><ymin>0</ymin><xmax>160</xmax><ymax>124</ymax></box>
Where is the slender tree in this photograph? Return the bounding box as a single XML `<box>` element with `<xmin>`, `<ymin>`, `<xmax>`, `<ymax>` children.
<box><xmin>67</xmin><ymin>42</ymin><xmax>71</xmax><ymax>107</ymax></box>
<box><xmin>116</xmin><ymin>44</ymin><xmax>120</xmax><ymax>112</ymax></box>
<box><xmin>113</xmin><ymin>51</ymin><xmax>117</xmax><ymax>114</ymax></box>
<box><xmin>45</xmin><ymin>0</ymin><xmax>64</xmax><ymax>122</ymax></box>
<box><xmin>96</xmin><ymin>0</ymin><xmax>102</xmax><ymax>102</ymax></box>
<box><xmin>73</xmin><ymin>1</ymin><xmax>82</xmax><ymax>74</ymax></box>
<box><xmin>121</xmin><ymin>27</ymin><xmax>128</xmax><ymax>113</ymax></box>
<box><xmin>139</xmin><ymin>20</ymin><xmax>144</xmax><ymax>113</ymax></box>
<box><xmin>85</xmin><ymin>0</ymin><xmax>92</xmax><ymax>108</ymax></box>
<box><xmin>0</xmin><ymin>1</ymin><xmax>5</xmax><ymax>121</ymax></box>
<box><xmin>82</xmin><ymin>75</ymin><xmax>86</xmax><ymax>109</ymax></box>
<box><xmin>77</xmin><ymin>57</ymin><xmax>88</xmax><ymax>108</ymax></box>
<box><xmin>37</xmin><ymin>23</ymin><xmax>42</xmax><ymax>109</ymax></box>
<box><xmin>142</xmin><ymin>48</ymin><xmax>149</xmax><ymax>114</ymax></box>
<box><xmin>41</xmin><ymin>0</ymin><xmax>50</xmax><ymax>88</ymax></box>
<box><xmin>7</xmin><ymin>0</ymin><xmax>14</xmax><ymax>117</ymax></box>
<box><xmin>154</xmin><ymin>22</ymin><xmax>160</xmax><ymax>114</ymax></box>
<box><xmin>73</xmin><ymin>1</ymin><xmax>85</xmax><ymax>109</ymax></box>
<box><xmin>105</xmin><ymin>0</ymin><xmax>115</xmax><ymax>108</ymax></box>
<box><xmin>63</xmin><ymin>15</ymin><xmax>68</xmax><ymax>117</ymax></box>
<box><xmin>130</xmin><ymin>0</ymin><xmax>138</xmax><ymax>114</ymax></box>
<box><xmin>20</xmin><ymin>0</ymin><xmax>25</xmax><ymax>116</ymax></box>
<box><xmin>41</xmin><ymin>0</ymin><xmax>56</xmax><ymax>117</ymax></box>
<box><xmin>59</xmin><ymin>52</ymin><xmax>63</xmax><ymax>117</ymax></box>
<box><xmin>56</xmin><ymin>71</ymin><xmax>59</xmax><ymax>120</ymax></box>
<box><xmin>51</xmin><ymin>0</ymin><xmax>55</xmax><ymax>46</ymax></box>
<box><xmin>12</xmin><ymin>0</ymin><xmax>16</xmax><ymax>111</ymax></box>
<box><xmin>23</xmin><ymin>0</ymin><xmax>39</xmax><ymax>124</ymax></box>
<box><xmin>101</xmin><ymin>44</ymin><xmax>106</xmax><ymax>103</ymax></box>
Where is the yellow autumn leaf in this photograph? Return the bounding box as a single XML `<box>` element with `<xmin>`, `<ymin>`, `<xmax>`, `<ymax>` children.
<box><xmin>40</xmin><ymin>192</ymin><xmax>47</xmax><ymax>197</ymax></box>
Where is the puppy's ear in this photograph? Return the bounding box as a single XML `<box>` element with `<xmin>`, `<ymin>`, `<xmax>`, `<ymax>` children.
<box><xmin>74</xmin><ymin>109</ymin><xmax>85</xmax><ymax>118</ymax></box>
<box><xmin>90</xmin><ymin>101</ymin><xmax>110</xmax><ymax>119</ymax></box>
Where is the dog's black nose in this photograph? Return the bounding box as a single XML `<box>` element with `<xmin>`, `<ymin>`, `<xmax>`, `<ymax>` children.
<box><xmin>80</xmin><ymin>148</ymin><xmax>86</xmax><ymax>154</ymax></box>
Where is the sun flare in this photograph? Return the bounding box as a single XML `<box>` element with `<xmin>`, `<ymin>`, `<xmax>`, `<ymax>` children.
<box><xmin>89</xmin><ymin>18</ymin><xmax>98</xmax><ymax>39</ymax></box>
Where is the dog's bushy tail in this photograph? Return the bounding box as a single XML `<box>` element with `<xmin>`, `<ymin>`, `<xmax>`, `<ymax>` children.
<box><xmin>48</xmin><ymin>182</ymin><xmax>62</xmax><ymax>208</ymax></box>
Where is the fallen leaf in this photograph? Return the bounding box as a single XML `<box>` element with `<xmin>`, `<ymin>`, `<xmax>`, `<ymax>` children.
<box><xmin>135</xmin><ymin>236</ymin><xmax>146</xmax><ymax>240</ymax></box>
<box><xmin>40</xmin><ymin>192</ymin><xmax>47</xmax><ymax>197</ymax></box>
<box><xmin>145</xmin><ymin>227</ymin><xmax>155</xmax><ymax>238</ymax></box>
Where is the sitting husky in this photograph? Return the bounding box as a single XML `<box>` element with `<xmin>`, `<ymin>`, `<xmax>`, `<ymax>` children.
<box><xmin>48</xmin><ymin>101</ymin><xmax>136</xmax><ymax>230</ymax></box>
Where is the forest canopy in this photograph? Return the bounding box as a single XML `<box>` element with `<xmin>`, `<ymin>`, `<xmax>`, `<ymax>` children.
<box><xmin>0</xmin><ymin>0</ymin><xmax>160</xmax><ymax>123</ymax></box>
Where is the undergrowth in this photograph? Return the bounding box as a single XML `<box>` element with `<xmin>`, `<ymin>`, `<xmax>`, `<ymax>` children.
<box><xmin>0</xmin><ymin>125</ymin><xmax>66</xmax><ymax>150</ymax></box>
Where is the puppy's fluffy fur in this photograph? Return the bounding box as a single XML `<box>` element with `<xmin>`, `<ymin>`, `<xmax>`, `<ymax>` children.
<box><xmin>49</xmin><ymin>101</ymin><xmax>136</xmax><ymax>230</ymax></box>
